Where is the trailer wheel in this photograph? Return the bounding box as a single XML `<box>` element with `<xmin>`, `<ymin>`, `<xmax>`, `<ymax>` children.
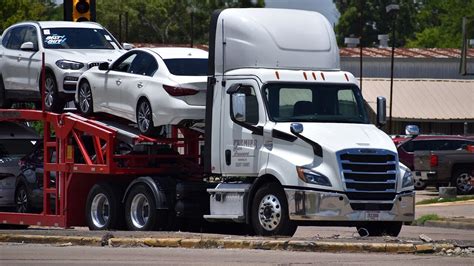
<box><xmin>86</xmin><ymin>184</ymin><xmax>122</xmax><ymax>230</ymax></box>
<box><xmin>251</xmin><ymin>183</ymin><xmax>297</xmax><ymax>236</ymax></box>
<box><xmin>356</xmin><ymin>221</ymin><xmax>403</xmax><ymax>237</ymax></box>
<box><xmin>452</xmin><ymin>168</ymin><xmax>473</xmax><ymax>195</ymax></box>
<box><xmin>77</xmin><ymin>80</ymin><xmax>93</xmax><ymax>116</ymax></box>
<box><xmin>125</xmin><ymin>184</ymin><xmax>160</xmax><ymax>231</ymax></box>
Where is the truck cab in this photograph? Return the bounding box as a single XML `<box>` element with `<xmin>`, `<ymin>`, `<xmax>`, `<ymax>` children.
<box><xmin>204</xmin><ymin>8</ymin><xmax>414</xmax><ymax>236</ymax></box>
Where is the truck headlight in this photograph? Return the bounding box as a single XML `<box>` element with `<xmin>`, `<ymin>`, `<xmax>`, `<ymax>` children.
<box><xmin>56</xmin><ymin>59</ymin><xmax>84</xmax><ymax>70</ymax></box>
<box><xmin>402</xmin><ymin>170</ymin><xmax>414</xmax><ymax>188</ymax></box>
<box><xmin>296</xmin><ymin>166</ymin><xmax>331</xmax><ymax>187</ymax></box>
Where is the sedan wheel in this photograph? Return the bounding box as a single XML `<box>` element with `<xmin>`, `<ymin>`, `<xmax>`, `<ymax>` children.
<box><xmin>15</xmin><ymin>185</ymin><xmax>31</xmax><ymax>213</ymax></box>
<box><xmin>136</xmin><ymin>99</ymin><xmax>162</xmax><ymax>137</ymax></box>
<box><xmin>78</xmin><ymin>80</ymin><xmax>93</xmax><ymax>116</ymax></box>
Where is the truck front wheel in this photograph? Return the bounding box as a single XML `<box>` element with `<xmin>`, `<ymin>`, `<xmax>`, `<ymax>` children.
<box><xmin>251</xmin><ymin>183</ymin><xmax>297</xmax><ymax>236</ymax></box>
<box><xmin>356</xmin><ymin>221</ymin><xmax>403</xmax><ymax>237</ymax></box>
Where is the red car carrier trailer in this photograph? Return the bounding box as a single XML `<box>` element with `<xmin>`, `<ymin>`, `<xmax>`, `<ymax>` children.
<box><xmin>0</xmin><ymin>109</ymin><xmax>204</xmax><ymax>229</ymax></box>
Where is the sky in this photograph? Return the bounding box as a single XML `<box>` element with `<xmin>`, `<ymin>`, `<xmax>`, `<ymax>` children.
<box><xmin>264</xmin><ymin>0</ymin><xmax>340</xmax><ymax>26</ymax></box>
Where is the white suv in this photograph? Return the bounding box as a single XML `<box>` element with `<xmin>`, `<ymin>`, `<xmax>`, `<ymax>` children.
<box><xmin>0</xmin><ymin>21</ymin><xmax>125</xmax><ymax>111</ymax></box>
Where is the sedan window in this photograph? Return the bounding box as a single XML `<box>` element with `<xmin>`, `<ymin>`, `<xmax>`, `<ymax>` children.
<box><xmin>129</xmin><ymin>53</ymin><xmax>158</xmax><ymax>77</ymax></box>
<box><xmin>164</xmin><ymin>58</ymin><xmax>208</xmax><ymax>76</ymax></box>
<box><xmin>111</xmin><ymin>53</ymin><xmax>138</xmax><ymax>72</ymax></box>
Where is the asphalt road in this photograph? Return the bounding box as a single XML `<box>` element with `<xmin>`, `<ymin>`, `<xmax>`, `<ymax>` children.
<box><xmin>1</xmin><ymin>243</ymin><xmax>472</xmax><ymax>266</ymax></box>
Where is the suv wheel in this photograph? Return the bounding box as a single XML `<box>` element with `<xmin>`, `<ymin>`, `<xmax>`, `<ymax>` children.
<box><xmin>15</xmin><ymin>185</ymin><xmax>32</xmax><ymax>213</ymax></box>
<box><xmin>0</xmin><ymin>75</ymin><xmax>11</xmax><ymax>108</ymax></box>
<box><xmin>43</xmin><ymin>72</ymin><xmax>64</xmax><ymax>112</ymax></box>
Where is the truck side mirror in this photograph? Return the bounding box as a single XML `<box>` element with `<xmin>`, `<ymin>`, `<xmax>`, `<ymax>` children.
<box><xmin>290</xmin><ymin>123</ymin><xmax>304</xmax><ymax>134</ymax></box>
<box><xmin>98</xmin><ymin>62</ymin><xmax>110</xmax><ymax>71</ymax></box>
<box><xmin>376</xmin><ymin>96</ymin><xmax>386</xmax><ymax>127</ymax></box>
<box><xmin>232</xmin><ymin>93</ymin><xmax>246</xmax><ymax>122</ymax></box>
<box><xmin>405</xmin><ymin>125</ymin><xmax>419</xmax><ymax>136</ymax></box>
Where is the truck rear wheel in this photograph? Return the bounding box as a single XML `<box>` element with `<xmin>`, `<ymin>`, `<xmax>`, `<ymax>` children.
<box><xmin>125</xmin><ymin>184</ymin><xmax>168</xmax><ymax>231</ymax></box>
<box><xmin>356</xmin><ymin>221</ymin><xmax>403</xmax><ymax>237</ymax></box>
<box><xmin>452</xmin><ymin>168</ymin><xmax>473</xmax><ymax>195</ymax></box>
<box><xmin>251</xmin><ymin>183</ymin><xmax>297</xmax><ymax>236</ymax></box>
<box><xmin>86</xmin><ymin>183</ymin><xmax>123</xmax><ymax>230</ymax></box>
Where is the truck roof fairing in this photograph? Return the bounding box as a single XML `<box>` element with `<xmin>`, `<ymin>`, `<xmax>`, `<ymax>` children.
<box><xmin>209</xmin><ymin>8</ymin><xmax>340</xmax><ymax>76</ymax></box>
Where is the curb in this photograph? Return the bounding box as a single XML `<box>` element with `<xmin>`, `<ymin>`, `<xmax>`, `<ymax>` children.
<box><xmin>424</xmin><ymin>220</ymin><xmax>474</xmax><ymax>230</ymax></box>
<box><xmin>0</xmin><ymin>234</ymin><xmax>456</xmax><ymax>254</ymax></box>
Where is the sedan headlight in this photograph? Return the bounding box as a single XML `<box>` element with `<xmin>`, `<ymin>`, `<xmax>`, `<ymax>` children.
<box><xmin>402</xmin><ymin>169</ymin><xmax>414</xmax><ymax>188</ymax></box>
<box><xmin>296</xmin><ymin>166</ymin><xmax>331</xmax><ymax>187</ymax></box>
<box><xmin>55</xmin><ymin>59</ymin><xmax>85</xmax><ymax>70</ymax></box>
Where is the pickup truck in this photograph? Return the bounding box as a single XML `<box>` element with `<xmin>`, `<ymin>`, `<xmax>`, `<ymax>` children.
<box><xmin>414</xmin><ymin>145</ymin><xmax>474</xmax><ymax>194</ymax></box>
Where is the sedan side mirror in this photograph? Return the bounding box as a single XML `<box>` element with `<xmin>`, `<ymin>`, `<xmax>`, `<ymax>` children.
<box><xmin>376</xmin><ymin>96</ymin><xmax>386</xmax><ymax>128</ymax></box>
<box><xmin>98</xmin><ymin>62</ymin><xmax>110</xmax><ymax>71</ymax></box>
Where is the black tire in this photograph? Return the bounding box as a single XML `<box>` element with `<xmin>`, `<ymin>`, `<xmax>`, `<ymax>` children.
<box><xmin>85</xmin><ymin>183</ymin><xmax>123</xmax><ymax>230</ymax></box>
<box><xmin>43</xmin><ymin>71</ymin><xmax>64</xmax><ymax>112</ymax></box>
<box><xmin>414</xmin><ymin>179</ymin><xmax>427</xmax><ymax>190</ymax></box>
<box><xmin>0</xmin><ymin>75</ymin><xmax>11</xmax><ymax>108</ymax></box>
<box><xmin>251</xmin><ymin>182</ymin><xmax>297</xmax><ymax>236</ymax></box>
<box><xmin>356</xmin><ymin>221</ymin><xmax>403</xmax><ymax>237</ymax></box>
<box><xmin>77</xmin><ymin>80</ymin><xmax>94</xmax><ymax>116</ymax></box>
<box><xmin>15</xmin><ymin>185</ymin><xmax>32</xmax><ymax>213</ymax></box>
<box><xmin>452</xmin><ymin>168</ymin><xmax>473</xmax><ymax>195</ymax></box>
<box><xmin>125</xmin><ymin>184</ymin><xmax>167</xmax><ymax>231</ymax></box>
<box><xmin>136</xmin><ymin>99</ymin><xmax>162</xmax><ymax>137</ymax></box>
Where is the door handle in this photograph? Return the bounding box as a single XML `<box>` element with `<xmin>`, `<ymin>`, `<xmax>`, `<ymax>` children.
<box><xmin>137</xmin><ymin>82</ymin><xmax>143</xmax><ymax>88</ymax></box>
<box><xmin>17</xmin><ymin>55</ymin><xmax>22</xmax><ymax>62</ymax></box>
<box><xmin>225</xmin><ymin>149</ymin><xmax>231</xmax><ymax>166</ymax></box>
<box><xmin>116</xmin><ymin>79</ymin><xmax>122</xmax><ymax>85</ymax></box>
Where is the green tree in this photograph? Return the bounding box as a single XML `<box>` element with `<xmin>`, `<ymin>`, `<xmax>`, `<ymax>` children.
<box><xmin>406</xmin><ymin>0</ymin><xmax>474</xmax><ymax>48</ymax></box>
<box><xmin>0</xmin><ymin>0</ymin><xmax>57</xmax><ymax>32</ymax></box>
<box><xmin>335</xmin><ymin>0</ymin><xmax>417</xmax><ymax>47</ymax></box>
<box><xmin>96</xmin><ymin>0</ymin><xmax>265</xmax><ymax>45</ymax></box>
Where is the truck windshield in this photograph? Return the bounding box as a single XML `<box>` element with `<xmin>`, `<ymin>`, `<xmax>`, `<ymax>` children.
<box><xmin>42</xmin><ymin>28</ymin><xmax>117</xmax><ymax>49</ymax></box>
<box><xmin>263</xmin><ymin>83</ymin><xmax>369</xmax><ymax>124</ymax></box>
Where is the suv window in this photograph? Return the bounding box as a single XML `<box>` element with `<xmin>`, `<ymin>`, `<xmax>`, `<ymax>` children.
<box><xmin>1</xmin><ymin>29</ymin><xmax>12</xmax><ymax>47</ymax></box>
<box><xmin>42</xmin><ymin>27</ymin><xmax>116</xmax><ymax>49</ymax></box>
<box><xmin>23</xmin><ymin>26</ymin><xmax>38</xmax><ymax>50</ymax></box>
<box><xmin>6</xmin><ymin>26</ymin><xmax>27</xmax><ymax>50</ymax></box>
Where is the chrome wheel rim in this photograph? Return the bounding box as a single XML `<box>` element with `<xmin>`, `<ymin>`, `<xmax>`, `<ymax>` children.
<box><xmin>137</xmin><ymin>102</ymin><xmax>151</xmax><ymax>133</ymax></box>
<box><xmin>44</xmin><ymin>77</ymin><xmax>55</xmax><ymax>108</ymax></box>
<box><xmin>130</xmin><ymin>193</ymin><xmax>150</xmax><ymax>229</ymax></box>
<box><xmin>456</xmin><ymin>172</ymin><xmax>473</xmax><ymax>193</ymax></box>
<box><xmin>258</xmin><ymin>194</ymin><xmax>282</xmax><ymax>231</ymax></box>
<box><xmin>79</xmin><ymin>83</ymin><xmax>92</xmax><ymax>113</ymax></box>
<box><xmin>90</xmin><ymin>193</ymin><xmax>110</xmax><ymax>228</ymax></box>
<box><xmin>16</xmin><ymin>188</ymin><xmax>28</xmax><ymax>213</ymax></box>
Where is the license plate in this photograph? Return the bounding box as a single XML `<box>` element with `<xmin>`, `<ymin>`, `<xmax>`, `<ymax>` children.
<box><xmin>366</xmin><ymin>211</ymin><xmax>380</xmax><ymax>221</ymax></box>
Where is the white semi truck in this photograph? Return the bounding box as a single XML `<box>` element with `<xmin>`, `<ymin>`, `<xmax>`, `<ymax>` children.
<box><xmin>0</xmin><ymin>8</ymin><xmax>414</xmax><ymax>237</ymax></box>
<box><xmin>201</xmin><ymin>8</ymin><xmax>414</xmax><ymax>236</ymax></box>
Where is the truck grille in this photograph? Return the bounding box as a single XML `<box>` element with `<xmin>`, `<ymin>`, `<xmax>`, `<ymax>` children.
<box><xmin>338</xmin><ymin>149</ymin><xmax>398</xmax><ymax>202</ymax></box>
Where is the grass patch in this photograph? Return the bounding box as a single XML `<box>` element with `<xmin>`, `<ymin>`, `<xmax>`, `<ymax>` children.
<box><xmin>412</xmin><ymin>214</ymin><xmax>441</xmax><ymax>226</ymax></box>
<box><xmin>416</xmin><ymin>195</ymin><xmax>474</xmax><ymax>205</ymax></box>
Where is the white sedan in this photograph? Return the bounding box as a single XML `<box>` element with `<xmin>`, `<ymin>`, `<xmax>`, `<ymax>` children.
<box><xmin>75</xmin><ymin>47</ymin><xmax>208</xmax><ymax>136</ymax></box>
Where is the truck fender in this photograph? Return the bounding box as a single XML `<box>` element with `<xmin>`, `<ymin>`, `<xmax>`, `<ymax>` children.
<box><xmin>122</xmin><ymin>176</ymin><xmax>172</xmax><ymax>210</ymax></box>
<box><xmin>244</xmin><ymin>175</ymin><xmax>281</xmax><ymax>224</ymax></box>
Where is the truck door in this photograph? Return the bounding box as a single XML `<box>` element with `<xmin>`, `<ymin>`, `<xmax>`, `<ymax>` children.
<box><xmin>221</xmin><ymin>79</ymin><xmax>268</xmax><ymax>176</ymax></box>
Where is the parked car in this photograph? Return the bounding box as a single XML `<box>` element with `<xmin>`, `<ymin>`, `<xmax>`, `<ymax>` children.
<box><xmin>414</xmin><ymin>145</ymin><xmax>474</xmax><ymax>194</ymax></box>
<box><xmin>0</xmin><ymin>122</ymin><xmax>39</xmax><ymax>209</ymax></box>
<box><xmin>0</xmin><ymin>21</ymin><xmax>126</xmax><ymax>112</ymax></box>
<box><xmin>14</xmin><ymin>140</ymin><xmax>57</xmax><ymax>213</ymax></box>
<box><xmin>395</xmin><ymin>135</ymin><xmax>474</xmax><ymax>189</ymax></box>
<box><xmin>75</xmin><ymin>47</ymin><xmax>208</xmax><ymax>136</ymax></box>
